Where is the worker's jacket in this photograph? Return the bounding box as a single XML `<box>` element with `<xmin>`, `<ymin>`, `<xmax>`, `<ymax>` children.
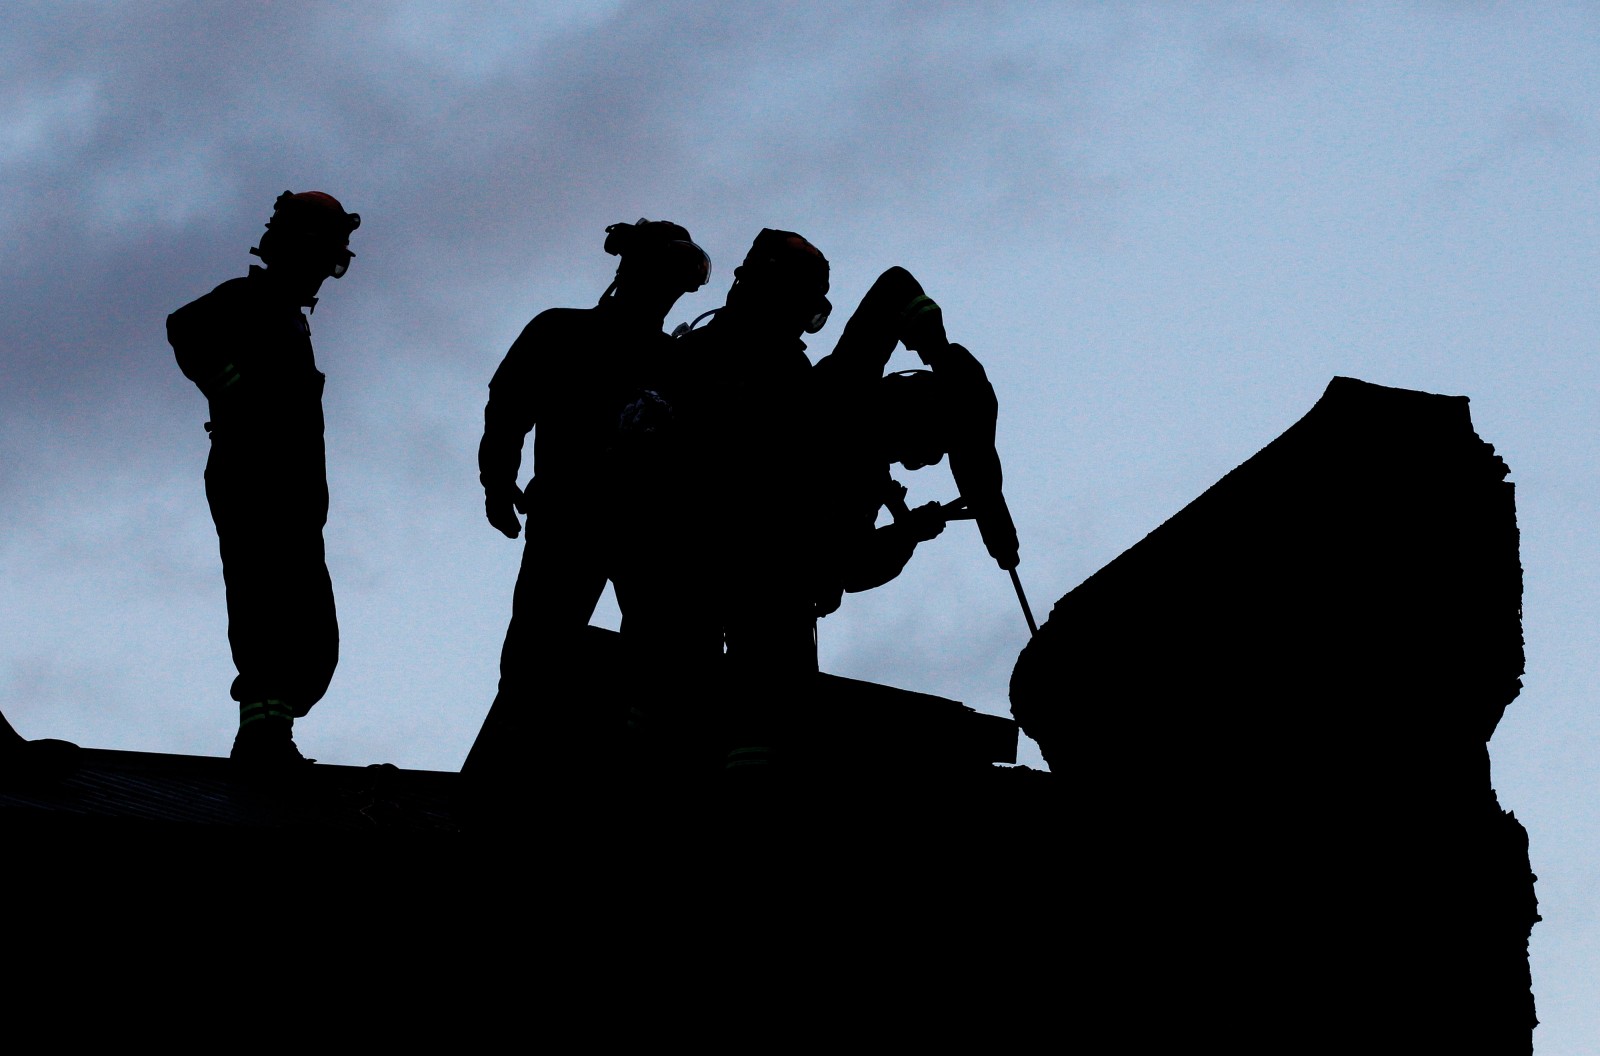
<box><xmin>167</xmin><ymin>265</ymin><xmax>329</xmax><ymax>524</ymax></box>
<box><xmin>479</xmin><ymin>299</ymin><xmax>672</xmax><ymax>522</ymax></box>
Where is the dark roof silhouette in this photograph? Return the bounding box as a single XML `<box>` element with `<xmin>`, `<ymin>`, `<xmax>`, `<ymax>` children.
<box><xmin>2</xmin><ymin>627</ymin><xmax>1032</xmax><ymax>842</ymax></box>
<box><xmin>1011</xmin><ymin>375</ymin><xmax>1536</xmax><ymax>1053</ymax></box>
<box><xmin>4</xmin><ymin>636</ymin><xmax>1048</xmax><ymax>972</ymax></box>
<box><xmin>4</xmin><ymin>377</ymin><xmax>1539</xmax><ymax>1047</ymax></box>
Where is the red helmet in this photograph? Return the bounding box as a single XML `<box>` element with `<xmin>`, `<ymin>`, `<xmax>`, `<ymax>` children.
<box><xmin>252</xmin><ymin>190</ymin><xmax>361</xmax><ymax>276</ymax></box>
<box><xmin>735</xmin><ymin>228</ymin><xmax>831</xmax><ymax>333</ymax></box>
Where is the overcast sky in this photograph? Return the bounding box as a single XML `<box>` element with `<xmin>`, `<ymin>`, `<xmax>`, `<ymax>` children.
<box><xmin>2</xmin><ymin>4</ymin><xmax>1595</xmax><ymax>1049</ymax></box>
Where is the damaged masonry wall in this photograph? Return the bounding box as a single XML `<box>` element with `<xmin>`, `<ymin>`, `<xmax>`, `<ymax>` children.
<box><xmin>1010</xmin><ymin>376</ymin><xmax>1537</xmax><ymax>1053</ymax></box>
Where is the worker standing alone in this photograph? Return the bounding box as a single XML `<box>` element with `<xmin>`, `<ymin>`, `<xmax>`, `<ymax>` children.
<box><xmin>167</xmin><ymin>189</ymin><xmax>361</xmax><ymax>769</ymax></box>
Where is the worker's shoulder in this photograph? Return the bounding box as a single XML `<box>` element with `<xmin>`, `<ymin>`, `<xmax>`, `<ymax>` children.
<box><xmin>499</xmin><ymin>305</ymin><xmax>595</xmax><ymax>351</ymax></box>
<box><xmin>520</xmin><ymin>304</ymin><xmax>595</xmax><ymax>331</ymax></box>
<box><xmin>673</xmin><ymin>314</ymin><xmax>748</xmax><ymax>355</ymax></box>
<box><xmin>166</xmin><ymin>273</ymin><xmax>257</xmax><ymax>341</ymax></box>
<box><xmin>489</xmin><ymin>307</ymin><xmax>602</xmax><ymax>386</ymax></box>
<box><xmin>173</xmin><ymin>273</ymin><xmax>252</xmax><ymax>311</ymax></box>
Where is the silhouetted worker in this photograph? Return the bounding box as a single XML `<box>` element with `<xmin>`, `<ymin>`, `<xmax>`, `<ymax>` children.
<box><xmin>831</xmin><ymin>352</ymin><xmax>1024</xmax><ymax>595</ymax></box>
<box><xmin>167</xmin><ymin>189</ymin><xmax>361</xmax><ymax>768</ymax></box>
<box><xmin>813</xmin><ymin>268</ymin><xmax>1021</xmax><ymax>594</ymax></box>
<box><xmin>465</xmin><ymin>219</ymin><xmax>710</xmax><ymax>793</ymax></box>
<box><xmin>628</xmin><ymin>229</ymin><xmax>845</xmax><ymax>778</ymax></box>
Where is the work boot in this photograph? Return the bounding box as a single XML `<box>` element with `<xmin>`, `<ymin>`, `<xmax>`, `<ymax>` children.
<box><xmin>230</xmin><ymin>700</ymin><xmax>312</xmax><ymax>770</ymax></box>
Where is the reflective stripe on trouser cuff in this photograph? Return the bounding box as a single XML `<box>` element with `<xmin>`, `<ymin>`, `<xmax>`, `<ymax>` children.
<box><xmin>725</xmin><ymin>746</ymin><xmax>774</xmax><ymax>769</ymax></box>
<box><xmin>239</xmin><ymin>699</ymin><xmax>295</xmax><ymax>726</ymax></box>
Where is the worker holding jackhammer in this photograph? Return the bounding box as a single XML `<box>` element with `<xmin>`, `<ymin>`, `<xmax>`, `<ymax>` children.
<box><xmin>811</xmin><ymin>267</ymin><xmax>1021</xmax><ymax>596</ymax></box>
<box><xmin>615</xmin><ymin>249</ymin><xmax>1021</xmax><ymax>781</ymax></box>
<box><xmin>465</xmin><ymin>219</ymin><xmax>710</xmax><ymax>801</ymax></box>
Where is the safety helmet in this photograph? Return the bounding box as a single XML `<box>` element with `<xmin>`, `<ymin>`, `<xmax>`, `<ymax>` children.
<box><xmin>604</xmin><ymin>218</ymin><xmax>711</xmax><ymax>293</ymax></box>
<box><xmin>251</xmin><ymin>190</ymin><xmax>361</xmax><ymax>277</ymax></box>
<box><xmin>735</xmin><ymin>228</ymin><xmax>831</xmax><ymax>333</ymax></box>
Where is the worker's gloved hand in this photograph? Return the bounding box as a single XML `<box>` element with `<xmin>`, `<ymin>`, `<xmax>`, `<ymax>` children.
<box><xmin>485</xmin><ymin>488</ymin><xmax>522</xmax><ymax>539</ymax></box>
<box><xmin>903</xmin><ymin>501</ymin><xmax>948</xmax><ymax>543</ymax></box>
<box><xmin>900</xmin><ymin>296</ymin><xmax>949</xmax><ymax>365</ymax></box>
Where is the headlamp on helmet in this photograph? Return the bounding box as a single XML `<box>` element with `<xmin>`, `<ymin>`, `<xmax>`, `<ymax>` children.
<box><xmin>605</xmin><ymin>218</ymin><xmax>711</xmax><ymax>294</ymax></box>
